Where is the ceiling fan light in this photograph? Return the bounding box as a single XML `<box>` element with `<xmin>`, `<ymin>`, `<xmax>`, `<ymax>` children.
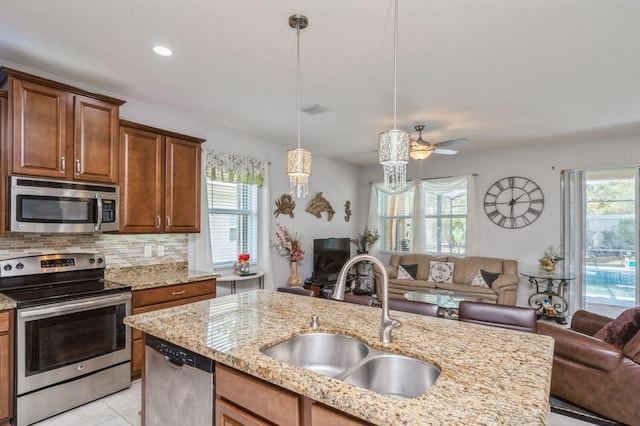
<box><xmin>410</xmin><ymin>149</ymin><xmax>432</xmax><ymax>160</ymax></box>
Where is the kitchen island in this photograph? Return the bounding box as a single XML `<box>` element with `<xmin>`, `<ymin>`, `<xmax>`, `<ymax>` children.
<box><xmin>124</xmin><ymin>290</ymin><xmax>554</xmax><ymax>425</ymax></box>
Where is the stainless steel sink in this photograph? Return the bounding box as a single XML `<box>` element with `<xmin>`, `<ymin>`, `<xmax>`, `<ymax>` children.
<box><xmin>340</xmin><ymin>354</ymin><xmax>440</xmax><ymax>398</ymax></box>
<box><xmin>261</xmin><ymin>333</ymin><xmax>370</xmax><ymax>377</ymax></box>
<box><xmin>261</xmin><ymin>333</ymin><xmax>440</xmax><ymax>398</ymax></box>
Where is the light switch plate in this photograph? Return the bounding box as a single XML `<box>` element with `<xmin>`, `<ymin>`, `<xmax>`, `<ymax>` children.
<box><xmin>144</xmin><ymin>245</ymin><xmax>152</xmax><ymax>257</ymax></box>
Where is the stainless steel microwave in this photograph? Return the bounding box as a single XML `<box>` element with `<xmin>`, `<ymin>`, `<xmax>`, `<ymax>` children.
<box><xmin>10</xmin><ymin>177</ymin><xmax>119</xmax><ymax>233</ymax></box>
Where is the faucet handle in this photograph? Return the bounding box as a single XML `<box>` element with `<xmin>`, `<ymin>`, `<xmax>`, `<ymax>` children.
<box><xmin>310</xmin><ymin>313</ymin><xmax>326</xmax><ymax>329</ymax></box>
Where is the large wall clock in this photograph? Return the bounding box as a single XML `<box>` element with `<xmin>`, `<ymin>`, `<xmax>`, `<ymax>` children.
<box><xmin>484</xmin><ymin>176</ymin><xmax>544</xmax><ymax>229</ymax></box>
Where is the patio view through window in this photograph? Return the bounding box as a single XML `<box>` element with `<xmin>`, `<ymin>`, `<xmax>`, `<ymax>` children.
<box><xmin>582</xmin><ymin>169</ymin><xmax>637</xmax><ymax>316</ymax></box>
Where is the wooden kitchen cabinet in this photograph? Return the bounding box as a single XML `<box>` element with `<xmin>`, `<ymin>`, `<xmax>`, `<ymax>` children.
<box><xmin>216</xmin><ymin>364</ymin><xmax>300</xmax><ymax>426</ymax></box>
<box><xmin>309</xmin><ymin>403</ymin><xmax>369</xmax><ymax>426</ymax></box>
<box><xmin>214</xmin><ymin>364</ymin><xmax>372</xmax><ymax>426</ymax></box>
<box><xmin>130</xmin><ymin>279</ymin><xmax>216</xmax><ymax>378</ymax></box>
<box><xmin>0</xmin><ymin>91</ymin><xmax>7</xmax><ymax>237</ymax></box>
<box><xmin>0</xmin><ymin>311</ymin><xmax>14</xmax><ymax>425</ymax></box>
<box><xmin>1</xmin><ymin>67</ymin><xmax>123</xmax><ymax>183</ymax></box>
<box><xmin>119</xmin><ymin>120</ymin><xmax>204</xmax><ymax>233</ymax></box>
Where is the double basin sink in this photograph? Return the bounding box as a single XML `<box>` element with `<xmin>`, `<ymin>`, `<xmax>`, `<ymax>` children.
<box><xmin>261</xmin><ymin>333</ymin><xmax>440</xmax><ymax>399</ymax></box>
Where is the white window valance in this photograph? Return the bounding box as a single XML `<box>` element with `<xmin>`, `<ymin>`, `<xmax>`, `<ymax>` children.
<box><xmin>205</xmin><ymin>150</ymin><xmax>268</xmax><ymax>186</ymax></box>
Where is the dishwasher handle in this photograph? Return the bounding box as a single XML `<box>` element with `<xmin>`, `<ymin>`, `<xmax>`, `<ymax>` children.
<box><xmin>165</xmin><ymin>356</ymin><xmax>184</xmax><ymax>369</ymax></box>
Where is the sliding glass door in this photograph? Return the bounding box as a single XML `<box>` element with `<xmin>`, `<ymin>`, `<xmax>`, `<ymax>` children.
<box><xmin>563</xmin><ymin>168</ymin><xmax>638</xmax><ymax>317</ymax></box>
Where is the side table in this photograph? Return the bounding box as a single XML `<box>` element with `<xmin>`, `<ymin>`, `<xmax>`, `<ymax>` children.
<box><xmin>218</xmin><ymin>271</ymin><xmax>266</xmax><ymax>294</ymax></box>
<box><xmin>521</xmin><ymin>272</ymin><xmax>576</xmax><ymax>325</ymax></box>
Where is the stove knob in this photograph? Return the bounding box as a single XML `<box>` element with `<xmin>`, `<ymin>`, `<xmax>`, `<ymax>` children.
<box><xmin>3</xmin><ymin>264</ymin><xmax>11</xmax><ymax>272</ymax></box>
<box><xmin>97</xmin><ymin>258</ymin><xmax>104</xmax><ymax>264</ymax></box>
<box><xmin>89</xmin><ymin>258</ymin><xmax>96</xmax><ymax>264</ymax></box>
<box><xmin>15</xmin><ymin>263</ymin><xmax>24</xmax><ymax>270</ymax></box>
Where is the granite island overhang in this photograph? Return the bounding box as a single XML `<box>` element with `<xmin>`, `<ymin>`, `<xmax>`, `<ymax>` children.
<box><xmin>124</xmin><ymin>290</ymin><xmax>554</xmax><ymax>425</ymax></box>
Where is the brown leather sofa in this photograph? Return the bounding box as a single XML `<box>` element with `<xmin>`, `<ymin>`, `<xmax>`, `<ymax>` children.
<box><xmin>375</xmin><ymin>254</ymin><xmax>520</xmax><ymax>305</ymax></box>
<box><xmin>537</xmin><ymin>310</ymin><xmax>640</xmax><ymax>425</ymax></box>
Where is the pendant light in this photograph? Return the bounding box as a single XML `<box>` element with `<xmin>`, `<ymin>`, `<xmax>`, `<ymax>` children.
<box><xmin>378</xmin><ymin>0</ymin><xmax>410</xmax><ymax>191</ymax></box>
<box><xmin>287</xmin><ymin>14</ymin><xmax>312</xmax><ymax>198</ymax></box>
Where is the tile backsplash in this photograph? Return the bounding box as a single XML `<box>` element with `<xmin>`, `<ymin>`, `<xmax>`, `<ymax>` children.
<box><xmin>0</xmin><ymin>233</ymin><xmax>188</xmax><ymax>268</ymax></box>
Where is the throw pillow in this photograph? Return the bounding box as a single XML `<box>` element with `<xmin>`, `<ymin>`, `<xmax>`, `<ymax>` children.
<box><xmin>594</xmin><ymin>307</ymin><xmax>640</xmax><ymax>349</ymax></box>
<box><xmin>428</xmin><ymin>261</ymin><xmax>454</xmax><ymax>283</ymax></box>
<box><xmin>471</xmin><ymin>269</ymin><xmax>501</xmax><ymax>288</ymax></box>
<box><xmin>398</xmin><ymin>264</ymin><xmax>418</xmax><ymax>280</ymax></box>
<box><xmin>471</xmin><ymin>270</ymin><xmax>489</xmax><ymax>288</ymax></box>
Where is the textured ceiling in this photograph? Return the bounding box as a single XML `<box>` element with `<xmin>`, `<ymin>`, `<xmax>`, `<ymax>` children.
<box><xmin>1</xmin><ymin>0</ymin><xmax>639</xmax><ymax>165</ymax></box>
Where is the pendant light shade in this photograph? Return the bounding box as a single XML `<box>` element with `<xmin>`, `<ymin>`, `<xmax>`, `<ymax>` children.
<box><xmin>287</xmin><ymin>14</ymin><xmax>312</xmax><ymax>198</ymax></box>
<box><xmin>287</xmin><ymin>147</ymin><xmax>312</xmax><ymax>197</ymax></box>
<box><xmin>379</xmin><ymin>0</ymin><xmax>409</xmax><ymax>191</ymax></box>
<box><xmin>379</xmin><ymin>129</ymin><xmax>410</xmax><ymax>191</ymax></box>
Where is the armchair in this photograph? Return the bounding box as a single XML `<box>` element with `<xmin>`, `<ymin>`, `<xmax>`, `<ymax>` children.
<box><xmin>537</xmin><ymin>310</ymin><xmax>640</xmax><ymax>425</ymax></box>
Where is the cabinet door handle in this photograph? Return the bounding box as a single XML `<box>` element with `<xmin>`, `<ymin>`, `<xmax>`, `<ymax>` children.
<box><xmin>76</xmin><ymin>159</ymin><xmax>81</xmax><ymax>173</ymax></box>
<box><xmin>171</xmin><ymin>290</ymin><xmax>186</xmax><ymax>296</ymax></box>
<box><xmin>156</xmin><ymin>216</ymin><xmax>161</xmax><ymax>229</ymax></box>
<box><xmin>166</xmin><ymin>216</ymin><xmax>171</xmax><ymax>228</ymax></box>
<box><xmin>61</xmin><ymin>157</ymin><xmax>66</xmax><ymax>172</ymax></box>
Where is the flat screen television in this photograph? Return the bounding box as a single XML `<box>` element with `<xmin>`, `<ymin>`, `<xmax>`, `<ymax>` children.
<box><xmin>313</xmin><ymin>238</ymin><xmax>351</xmax><ymax>280</ymax></box>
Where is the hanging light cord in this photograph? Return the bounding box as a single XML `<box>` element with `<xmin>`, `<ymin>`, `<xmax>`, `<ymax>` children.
<box><xmin>393</xmin><ymin>0</ymin><xmax>399</xmax><ymax>129</ymax></box>
<box><xmin>296</xmin><ymin>19</ymin><xmax>301</xmax><ymax>150</ymax></box>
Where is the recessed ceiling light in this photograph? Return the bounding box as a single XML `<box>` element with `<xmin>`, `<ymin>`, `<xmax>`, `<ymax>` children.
<box><xmin>152</xmin><ymin>46</ymin><xmax>173</xmax><ymax>57</ymax></box>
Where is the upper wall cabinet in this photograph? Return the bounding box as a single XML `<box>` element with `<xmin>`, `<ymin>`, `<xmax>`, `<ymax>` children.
<box><xmin>0</xmin><ymin>91</ymin><xmax>6</xmax><ymax>237</ymax></box>
<box><xmin>0</xmin><ymin>67</ymin><xmax>124</xmax><ymax>184</ymax></box>
<box><xmin>119</xmin><ymin>120</ymin><xmax>204</xmax><ymax>234</ymax></box>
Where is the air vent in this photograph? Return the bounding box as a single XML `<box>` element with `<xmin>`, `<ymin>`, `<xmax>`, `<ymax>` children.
<box><xmin>301</xmin><ymin>104</ymin><xmax>328</xmax><ymax>115</ymax></box>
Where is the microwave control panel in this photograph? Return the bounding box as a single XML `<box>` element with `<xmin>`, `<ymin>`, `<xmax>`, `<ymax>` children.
<box><xmin>102</xmin><ymin>199</ymin><xmax>117</xmax><ymax>223</ymax></box>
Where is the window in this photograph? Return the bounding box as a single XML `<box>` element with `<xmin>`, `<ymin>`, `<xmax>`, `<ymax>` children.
<box><xmin>378</xmin><ymin>191</ymin><xmax>413</xmax><ymax>252</ymax></box>
<box><xmin>562</xmin><ymin>168</ymin><xmax>638</xmax><ymax>317</ymax></box>
<box><xmin>423</xmin><ymin>182</ymin><xmax>468</xmax><ymax>254</ymax></box>
<box><xmin>207</xmin><ymin>177</ymin><xmax>259</xmax><ymax>269</ymax></box>
<box><xmin>373</xmin><ymin>175</ymin><xmax>475</xmax><ymax>255</ymax></box>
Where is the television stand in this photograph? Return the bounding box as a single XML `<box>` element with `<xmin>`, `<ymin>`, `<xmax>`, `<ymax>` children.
<box><xmin>303</xmin><ymin>274</ymin><xmax>355</xmax><ymax>297</ymax></box>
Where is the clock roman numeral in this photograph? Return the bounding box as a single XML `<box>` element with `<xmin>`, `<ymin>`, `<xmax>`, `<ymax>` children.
<box><xmin>527</xmin><ymin>207</ymin><xmax>541</xmax><ymax>216</ymax></box>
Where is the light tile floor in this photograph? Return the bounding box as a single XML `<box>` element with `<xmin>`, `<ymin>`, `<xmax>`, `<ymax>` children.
<box><xmin>33</xmin><ymin>380</ymin><xmax>141</xmax><ymax>426</ymax></box>
<box><xmin>32</xmin><ymin>378</ymin><xmax>589</xmax><ymax>426</ymax></box>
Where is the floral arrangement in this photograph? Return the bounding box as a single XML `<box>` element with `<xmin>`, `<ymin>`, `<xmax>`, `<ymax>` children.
<box><xmin>351</xmin><ymin>227</ymin><xmax>380</xmax><ymax>255</ymax></box>
<box><xmin>539</xmin><ymin>245</ymin><xmax>563</xmax><ymax>271</ymax></box>
<box><xmin>238</xmin><ymin>253</ymin><xmax>250</xmax><ymax>262</ymax></box>
<box><xmin>272</xmin><ymin>224</ymin><xmax>305</xmax><ymax>262</ymax></box>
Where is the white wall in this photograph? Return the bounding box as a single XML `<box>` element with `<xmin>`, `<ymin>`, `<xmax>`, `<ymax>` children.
<box><xmin>0</xmin><ymin>59</ymin><xmax>362</xmax><ymax>294</ymax></box>
<box><xmin>358</xmin><ymin>132</ymin><xmax>640</xmax><ymax>306</ymax></box>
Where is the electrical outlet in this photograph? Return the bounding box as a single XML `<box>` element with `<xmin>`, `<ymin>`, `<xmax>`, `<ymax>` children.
<box><xmin>144</xmin><ymin>245</ymin><xmax>152</xmax><ymax>257</ymax></box>
<box><xmin>157</xmin><ymin>246</ymin><xmax>165</xmax><ymax>257</ymax></box>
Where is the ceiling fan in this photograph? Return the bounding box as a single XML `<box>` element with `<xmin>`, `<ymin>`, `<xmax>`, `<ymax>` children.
<box><xmin>410</xmin><ymin>125</ymin><xmax>467</xmax><ymax>160</ymax></box>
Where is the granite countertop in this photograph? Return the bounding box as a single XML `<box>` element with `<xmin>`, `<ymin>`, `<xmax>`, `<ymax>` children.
<box><xmin>0</xmin><ymin>294</ymin><xmax>16</xmax><ymax>310</ymax></box>
<box><xmin>124</xmin><ymin>290</ymin><xmax>554</xmax><ymax>425</ymax></box>
<box><xmin>105</xmin><ymin>262</ymin><xmax>220</xmax><ymax>291</ymax></box>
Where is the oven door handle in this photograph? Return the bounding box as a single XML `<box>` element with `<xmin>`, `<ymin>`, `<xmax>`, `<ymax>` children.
<box><xmin>19</xmin><ymin>293</ymin><xmax>131</xmax><ymax>319</ymax></box>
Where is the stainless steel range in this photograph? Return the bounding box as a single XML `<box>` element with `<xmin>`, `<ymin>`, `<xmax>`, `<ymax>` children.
<box><xmin>0</xmin><ymin>253</ymin><xmax>131</xmax><ymax>426</ymax></box>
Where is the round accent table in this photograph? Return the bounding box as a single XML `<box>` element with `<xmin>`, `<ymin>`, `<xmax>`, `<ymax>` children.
<box><xmin>218</xmin><ymin>271</ymin><xmax>266</xmax><ymax>294</ymax></box>
<box><xmin>521</xmin><ymin>272</ymin><xmax>576</xmax><ymax>324</ymax></box>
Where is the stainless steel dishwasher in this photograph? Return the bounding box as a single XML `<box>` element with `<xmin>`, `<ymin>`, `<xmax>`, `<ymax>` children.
<box><xmin>144</xmin><ymin>335</ymin><xmax>215</xmax><ymax>426</ymax></box>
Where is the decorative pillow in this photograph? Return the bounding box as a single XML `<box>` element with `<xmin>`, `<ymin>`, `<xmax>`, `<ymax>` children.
<box><xmin>594</xmin><ymin>307</ymin><xmax>640</xmax><ymax>349</ymax></box>
<box><xmin>398</xmin><ymin>264</ymin><xmax>418</xmax><ymax>280</ymax></box>
<box><xmin>428</xmin><ymin>261</ymin><xmax>454</xmax><ymax>284</ymax></box>
<box><xmin>471</xmin><ymin>269</ymin><xmax>501</xmax><ymax>288</ymax></box>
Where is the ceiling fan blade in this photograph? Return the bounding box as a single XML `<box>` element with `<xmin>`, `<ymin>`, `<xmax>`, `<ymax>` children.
<box><xmin>432</xmin><ymin>148</ymin><xmax>458</xmax><ymax>155</ymax></box>
<box><xmin>435</xmin><ymin>138</ymin><xmax>467</xmax><ymax>148</ymax></box>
